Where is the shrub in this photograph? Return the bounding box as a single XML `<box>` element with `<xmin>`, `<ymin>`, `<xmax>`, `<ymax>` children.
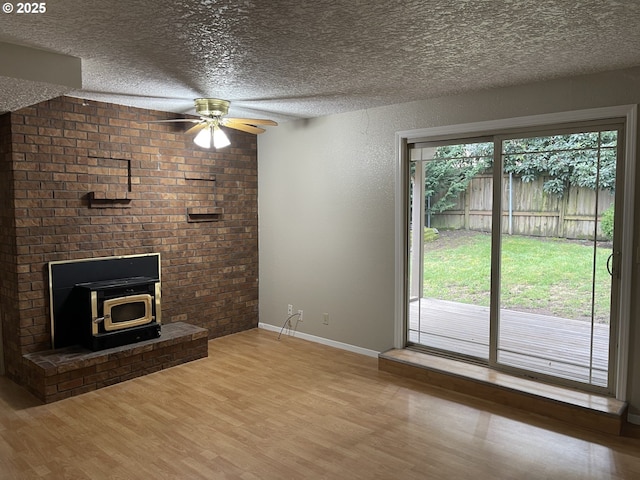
<box><xmin>601</xmin><ymin>204</ymin><xmax>614</xmax><ymax>240</ymax></box>
<box><xmin>424</xmin><ymin>228</ymin><xmax>439</xmax><ymax>243</ymax></box>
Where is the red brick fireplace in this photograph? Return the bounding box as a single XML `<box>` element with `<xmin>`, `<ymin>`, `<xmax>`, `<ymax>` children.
<box><xmin>0</xmin><ymin>96</ymin><xmax>259</xmax><ymax>400</ymax></box>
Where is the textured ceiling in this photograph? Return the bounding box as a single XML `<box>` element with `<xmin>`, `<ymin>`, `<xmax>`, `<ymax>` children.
<box><xmin>2</xmin><ymin>0</ymin><xmax>640</xmax><ymax>121</ymax></box>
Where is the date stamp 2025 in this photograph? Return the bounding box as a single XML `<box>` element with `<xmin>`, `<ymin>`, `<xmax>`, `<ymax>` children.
<box><xmin>3</xmin><ymin>2</ymin><xmax>47</xmax><ymax>14</ymax></box>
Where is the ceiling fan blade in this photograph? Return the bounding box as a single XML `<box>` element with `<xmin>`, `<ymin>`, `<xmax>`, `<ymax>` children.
<box><xmin>225</xmin><ymin>118</ymin><xmax>278</xmax><ymax>126</ymax></box>
<box><xmin>185</xmin><ymin>122</ymin><xmax>208</xmax><ymax>135</ymax></box>
<box><xmin>223</xmin><ymin>121</ymin><xmax>266</xmax><ymax>135</ymax></box>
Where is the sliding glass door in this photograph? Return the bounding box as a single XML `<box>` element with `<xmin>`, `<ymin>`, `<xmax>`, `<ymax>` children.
<box><xmin>408</xmin><ymin>140</ymin><xmax>494</xmax><ymax>360</ymax></box>
<box><xmin>496</xmin><ymin>128</ymin><xmax>620</xmax><ymax>388</ymax></box>
<box><xmin>407</xmin><ymin>122</ymin><xmax>624</xmax><ymax>393</ymax></box>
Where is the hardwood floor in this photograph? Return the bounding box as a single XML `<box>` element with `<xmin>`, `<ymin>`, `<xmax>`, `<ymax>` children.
<box><xmin>1</xmin><ymin>328</ymin><xmax>640</xmax><ymax>479</ymax></box>
<box><xmin>379</xmin><ymin>348</ymin><xmax>627</xmax><ymax>435</ymax></box>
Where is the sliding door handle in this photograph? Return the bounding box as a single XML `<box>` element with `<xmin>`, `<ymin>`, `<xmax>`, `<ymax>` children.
<box><xmin>606</xmin><ymin>252</ymin><xmax>614</xmax><ymax>277</ymax></box>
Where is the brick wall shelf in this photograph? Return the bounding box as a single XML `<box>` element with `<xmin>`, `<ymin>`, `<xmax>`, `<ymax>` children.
<box><xmin>184</xmin><ymin>173</ymin><xmax>216</xmax><ymax>182</ymax></box>
<box><xmin>22</xmin><ymin>322</ymin><xmax>209</xmax><ymax>403</ymax></box>
<box><xmin>88</xmin><ymin>191</ymin><xmax>132</xmax><ymax>208</ymax></box>
<box><xmin>187</xmin><ymin>206</ymin><xmax>224</xmax><ymax>222</ymax></box>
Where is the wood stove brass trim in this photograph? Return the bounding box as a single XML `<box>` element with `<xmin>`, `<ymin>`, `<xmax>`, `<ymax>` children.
<box><xmin>155</xmin><ymin>282</ymin><xmax>162</xmax><ymax>325</ymax></box>
<box><xmin>103</xmin><ymin>294</ymin><xmax>154</xmax><ymax>331</ymax></box>
<box><xmin>91</xmin><ymin>291</ymin><xmax>99</xmax><ymax>336</ymax></box>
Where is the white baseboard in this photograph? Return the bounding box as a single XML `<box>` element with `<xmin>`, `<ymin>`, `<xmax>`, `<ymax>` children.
<box><xmin>258</xmin><ymin>323</ymin><xmax>379</xmax><ymax>358</ymax></box>
<box><xmin>628</xmin><ymin>413</ymin><xmax>640</xmax><ymax>426</ymax></box>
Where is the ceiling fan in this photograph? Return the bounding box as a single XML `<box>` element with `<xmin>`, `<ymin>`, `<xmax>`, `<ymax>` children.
<box><xmin>149</xmin><ymin>98</ymin><xmax>277</xmax><ymax>149</ymax></box>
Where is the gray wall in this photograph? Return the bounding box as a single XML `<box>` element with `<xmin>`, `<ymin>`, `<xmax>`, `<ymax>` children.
<box><xmin>258</xmin><ymin>66</ymin><xmax>640</xmax><ymax>416</ymax></box>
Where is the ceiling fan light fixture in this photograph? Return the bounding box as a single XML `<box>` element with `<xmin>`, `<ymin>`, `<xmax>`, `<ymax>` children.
<box><xmin>193</xmin><ymin>125</ymin><xmax>212</xmax><ymax>148</ymax></box>
<box><xmin>213</xmin><ymin>125</ymin><xmax>231</xmax><ymax>149</ymax></box>
<box><xmin>148</xmin><ymin>98</ymin><xmax>275</xmax><ymax>147</ymax></box>
<box><xmin>195</xmin><ymin>98</ymin><xmax>230</xmax><ymax>117</ymax></box>
<box><xmin>193</xmin><ymin>123</ymin><xmax>231</xmax><ymax>149</ymax></box>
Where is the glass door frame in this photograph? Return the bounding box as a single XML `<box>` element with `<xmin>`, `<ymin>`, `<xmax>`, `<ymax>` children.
<box><xmin>490</xmin><ymin>123</ymin><xmax>623</xmax><ymax>394</ymax></box>
<box><xmin>394</xmin><ymin>105</ymin><xmax>637</xmax><ymax>400</ymax></box>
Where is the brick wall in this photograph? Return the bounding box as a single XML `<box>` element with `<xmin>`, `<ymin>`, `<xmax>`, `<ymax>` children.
<box><xmin>0</xmin><ymin>112</ymin><xmax>19</xmax><ymax>376</ymax></box>
<box><xmin>0</xmin><ymin>96</ymin><xmax>259</xmax><ymax>385</ymax></box>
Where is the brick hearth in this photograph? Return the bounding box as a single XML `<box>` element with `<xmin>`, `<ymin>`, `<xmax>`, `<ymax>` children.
<box><xmin>23</xmin><ymin>322</ymin><xmax>208</xmax><ymax>403</ymax></box>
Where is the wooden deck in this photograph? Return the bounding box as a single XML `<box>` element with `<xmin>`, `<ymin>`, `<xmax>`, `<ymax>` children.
<box><xmin>409</xmin><ymin>298</ymin><xmax>610</xmax><ymax>387</ymax></box>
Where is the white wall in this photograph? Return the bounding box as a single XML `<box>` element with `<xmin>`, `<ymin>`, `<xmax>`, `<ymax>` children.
<box><xmin>258</xmin><ymin>66</ymin><xmax>640</xmax><ymax>414</ymax></box>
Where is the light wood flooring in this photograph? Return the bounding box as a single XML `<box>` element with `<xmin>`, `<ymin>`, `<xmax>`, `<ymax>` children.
<box><xmin>1</xmin><ymin>328</ymin><xmax>640</xmax><ymax>479</ymax></box>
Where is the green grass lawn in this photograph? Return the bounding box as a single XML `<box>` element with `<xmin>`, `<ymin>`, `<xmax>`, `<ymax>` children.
<box><xmin>423</xmin><ymin>231</ymin><xmax>612</xmax><ymax>322</ymax></box>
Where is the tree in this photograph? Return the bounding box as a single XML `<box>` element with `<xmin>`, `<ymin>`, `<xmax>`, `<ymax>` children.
<box><xmin>502</xmin><ymin>130</ymin><xmax>617</xmax><ymax>196</ymax></box>
<box><xmin>418</xmin><ymin>130</ymin><xmax>617</xmax><ymax>215</ymax></box>
<box><xmin>423</xmin><ymin>143</ymin><xmax>492</xmax><ymax>213</ymax></box>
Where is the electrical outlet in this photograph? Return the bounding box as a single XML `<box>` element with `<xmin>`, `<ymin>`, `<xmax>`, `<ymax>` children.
<box><xmin>288</xmin><ymin>304</ymin><xmax>293</xmax><ymax>316</ymax></box>
<box><xmin>297</xmin><ymin>309</ymin><xmax>303</xmax><ymax>322</ymax></box>
<box><xmin>323</xmin><ymin>313</ymin><xmax>329</xmax><ymax>325</ymax></box>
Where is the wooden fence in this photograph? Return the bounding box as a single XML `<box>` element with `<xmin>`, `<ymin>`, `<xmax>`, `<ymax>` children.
<box><xmin>428</xmin><ymin>174</ymin><xmax>614</xmax><ymax>240</ymax></box>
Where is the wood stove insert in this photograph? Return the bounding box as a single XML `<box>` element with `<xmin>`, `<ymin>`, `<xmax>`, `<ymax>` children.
<box><xmin>49</xmin><ymin>253</ymin><xmax>162</xmax><ymax>350</ymax></box>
